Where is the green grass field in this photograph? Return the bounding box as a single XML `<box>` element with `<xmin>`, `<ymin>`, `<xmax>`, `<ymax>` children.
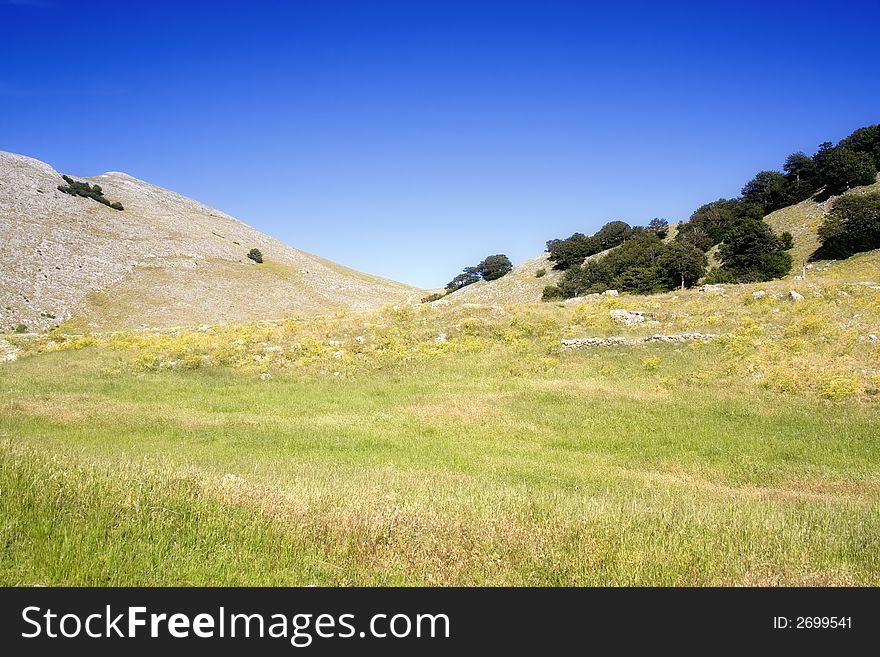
<box><xmin>2</xmin><ymin>339</ymin><xmax>878</xmax><ymax>586</ymax></box>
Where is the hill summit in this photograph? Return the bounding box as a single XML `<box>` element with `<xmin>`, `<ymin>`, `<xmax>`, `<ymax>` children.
<box><xmin>0</xmin><ymin>151</ymin><xmax>420</xmax><ymax>332</ymax></box>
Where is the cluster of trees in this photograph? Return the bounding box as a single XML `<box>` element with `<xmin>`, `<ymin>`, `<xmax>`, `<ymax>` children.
<box><xmin>813</xmin><ymin>192</ymin><xmax>880</xmax><ymax>260</ymax></box>
<box><xmin>445</xmin><ymin>254</ymin><xmax>512</xmax><ymax>292</ymax></box>
<box><xmin>673</xmin><ymin>198</ymin><xmax>794</xmax><ymax>283</ymax></box>
<box><xmin>545</xmin><ymin>218</ymin><xmax>668</xmax><ymax>270</ymax></box>
<box><xmin>57</xmin><ymin>175</ymin><xmax>123</xmax><ymax>211</ymax></box>
<box><xmin>542</xmin><ymin>224</ymin><xmax>707</xmax><ymax>299</ymax></box>
<box><xmin>739</xmin><ymin>125</ymin><xmax>879</xmax><ymax>215</ymax></box>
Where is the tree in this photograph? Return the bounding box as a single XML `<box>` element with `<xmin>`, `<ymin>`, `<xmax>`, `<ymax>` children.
<box><xmin>813</xmin><ymin>192</ymin><xmax>880</xmax><ymax>260</ymax></box>
<box><xmin>477</xmin><ymin>254</ymin><xmax>512</xmax><ymax>281</ymax></box>
<box><xmin>615</xmin><ymin>266</ymin><xmax>670</xmax><ymax>294</ymax></box>
<box><xmin>657</xmin><ymin>242</ymin><xmax>708</xmax><ymax>290</ymax></box>
<box><xmin>559</xmin><ymin>259</ymin><xmax>614</xmax><ymax>297</ymax></box>
<box><xmin>783</xmin><ymin>152</ymin><xmax>818</xmax><ymax>187</ymax></box>
<box><xmin>647</xmin><ymin>217</ymin><xmax>669</xmax><ymax>239</ymax></box>
<box><xmin>247</xmin><ymin>248</ymin><xmax>263</xmax><ymax>263</ymax></box>
<box><xmin>741</xmin><ymin>171</ymin><xmax>790</xmax><ymax>213</ymax></box>
<box><xmin>674</xmin><ymin>222</ymin><xmax>713</xmax><ymax>251</ymax></box>
<box><xmin>445</xmin><ymin>267</ymin><xmax>481</xmax><ymax>292</ymax></box>
<box><xmin>678</xmin><ymin>198</ymin><xmax>760</xmax><ymax>247</ymax></box>
<box><xmin>716</xmin><ymin>218</ymin><xmax>792</xmax><ymax>281</ymax></box>
<box><xmin>594</xmin><ymin>220</ymin><xmax>632</xmax><ymax>249</ymax></box>
<box><xmin>816</xmin><ymin>147</ymin><xmax>877</xmax><ymax>196</ymax></box>
<box><xmin>839</xmin><ymin>125</ymin><xmax>880</xmax><ymax>168</ymax></box>
<box><xmin>546</xmin><ymin>233</ymin><xmax>599</xmax><ymax>270</ymax></box>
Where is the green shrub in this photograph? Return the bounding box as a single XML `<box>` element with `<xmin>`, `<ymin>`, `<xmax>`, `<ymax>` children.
<box><xmin>535</xmin><ymin>268</ymin><xmax>546</xmax><ymax>278</ymax></box>
<box><xmin>57</xmin><ymin>175</ymin><xmax>124</xmax><ymax>210</ymax></box>
<box><xmin>247</xmin><ymin>249</ymin><xmax>263</xmax><ymax>263</ymax></box>
<box><xmin>421</xmin><ymin>292</ymin><xmax>445</xmax><ymax>303</ymax></box>
<box><xmin>541</xmin><ymin>285</ymin><xmax>565</xmax><ymax>301</ymax></box>
<box><xmin>13</xmin><ymin>324</ymin><xmax>28</xmax><ymax>333</ymax></box>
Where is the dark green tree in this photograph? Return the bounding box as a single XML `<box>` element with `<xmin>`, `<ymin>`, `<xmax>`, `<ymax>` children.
<box><xmin>546</xmin><ymin>233</ymin><xmax>600</xmax><ymax>270</ymax></box>
<box><xmin>741</xmin><ymin>170</ymin><xmax>790</xmax><ymax>213</ymax></box>
<box><xmin>783</xmin><ymin>152</ymin><xmax>818</xmax><ymax>187</ymax></box>
<box><xmin>247</xmin><ymin>248</ymin><xmax>263</xmax><ymax>263</ymax></box>
<box><xmin>657</xmin><ymin>241</ymin><xmax>708</xmax><ymax>290</ymax></box>
<box><xmin>477</xmin><ymin>254</ymin><xmax>512</xmax><ymax>281</ymax></box>
<box><xmin>716</xmin><ymin>218</ymin><xmax>792</xmax><ymax>281</ymax></box>
<box><xmin>813</xmin><ymin>192</ymin><xmax>880</xmax><ymax>260</ymax></box>
<box><xmin>816</xmin><ymin>147</ymin><xmax>877</xmax><ymax>196</ymax></box>
<box><xmin>839</xmin><ymin>125</ymin><xmax>880</xmax><ymax>168</ymax></box>
<box><xmin>594</xmin><ymin>220</ymin><xmax>632</xmax><ymax>249</ymax></box>
<box><xmin>647</xmin><ymin>217</ymin><xmax>669</xmax><ymax>239</ymax></box>
<box><xmin>677</xmin><ymin>198</ymin><xmax>761</xmax><ymax>248</ymax></box>
<box><xmin>559</xmin><ymin>259</ymin><xmax>614</xmax><ymax>297</ymax></box>
<box><xmin>615</xmin><ymin>266</ymin><xmax>670</xmax><ymax>294</ymax></box>
<box><xmin>445</xmin><ymin>267</ymin><xmax>481</xmax><ymax>292</ymax></box>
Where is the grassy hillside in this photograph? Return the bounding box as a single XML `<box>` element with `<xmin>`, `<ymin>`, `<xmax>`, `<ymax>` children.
<box><xmin>439</xmin><ymin>252</ymin><xmax>562</xmax><ymax>305</ymax></box>
<box><xmin>0</xmin><ymin>151</ymin><xmax>421</xmax><ymax>332</ymax></box>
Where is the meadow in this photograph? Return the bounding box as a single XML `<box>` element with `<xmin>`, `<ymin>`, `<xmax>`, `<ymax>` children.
<box><xmin>2</xmin><ymin>271</ymin><xmax>879</xmax><ymax>585</ymax></box>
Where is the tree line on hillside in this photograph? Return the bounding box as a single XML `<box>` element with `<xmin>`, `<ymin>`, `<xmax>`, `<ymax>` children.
<box><xmin>541</xmin><ymin>220</ymin><xmax>709</xmax><ymax>299</ymax></box>
<box><xmin>542</xmin><ymin>124</ymin><xmax>880</xmax><ymax>300</ymax></box>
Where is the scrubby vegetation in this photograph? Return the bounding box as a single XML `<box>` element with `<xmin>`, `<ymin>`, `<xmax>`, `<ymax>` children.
<box><xmin>247</xmin><ymin>248</ymin><xmax>263</xmax><ymax>263</ymax></box>
<box><xmin>57</xmin><ymin>175</ymin><xmax>123</xmax><ymax>210</ymax></box>
<box><xmin>421</xmin><ymin>292</ymin><xmax>445</xmax><ymax>303</ymax></box>
<box><xmin>445</xmin><ymin>254</ymin><xmax>512</xmax><ymax>292</ymax></box>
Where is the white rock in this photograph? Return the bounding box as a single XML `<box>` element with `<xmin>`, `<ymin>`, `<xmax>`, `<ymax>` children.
<box><xmin>788</xmin><ymin>290</ymin><xmax>805</xmax><ymax>302</ymax></box>
<box><xmin>610</xmin><ymin>309</ymin><xmax>648</xmax><ymax>326</ymax></box>
<box><xmin>752</xmin><ymin>290</ymin><xmax>766</xmax><ymax>299</ymax></box>
<box><xmin>602</xmin><ymin>289</ymin><xmax>619</xmax><ymax>297</ymax></box>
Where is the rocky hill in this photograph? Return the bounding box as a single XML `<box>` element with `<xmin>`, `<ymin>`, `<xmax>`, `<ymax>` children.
<box><xmin>0</xmin><ymin>151</ymin><xmax>421</xmax><ymax>332</ymax></box>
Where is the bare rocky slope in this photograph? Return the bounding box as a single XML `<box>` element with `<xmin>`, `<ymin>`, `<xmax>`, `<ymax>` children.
<box><xmin>1</xmin><ymin>151</ymin><xmax>421</xmax><ymax>331</ymax></box>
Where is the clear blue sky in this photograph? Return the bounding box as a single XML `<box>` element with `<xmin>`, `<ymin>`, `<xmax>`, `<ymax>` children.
<box><xmin>2</xmin><ymin>0</ymin><xmax>878</xmax><ymax>288</ymax></box>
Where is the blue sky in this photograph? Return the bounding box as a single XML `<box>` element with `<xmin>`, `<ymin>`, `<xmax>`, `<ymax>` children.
<box><xmin>2</xmin><ymin>0</ymin><xmax>878</xmax><ymax>288</ymax></box>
